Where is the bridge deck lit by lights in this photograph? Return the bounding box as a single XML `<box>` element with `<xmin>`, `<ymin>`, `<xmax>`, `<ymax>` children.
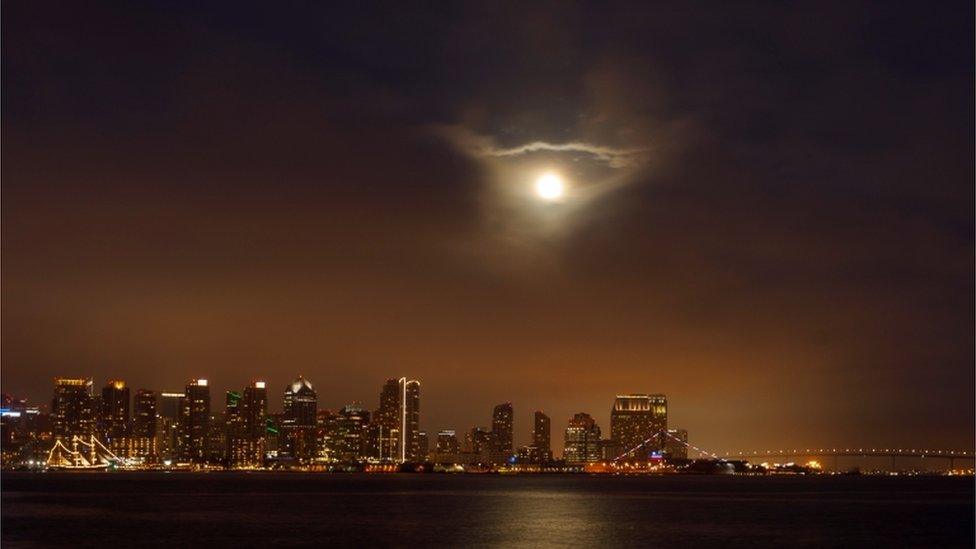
<box><xmin>616</xmin><ymin>431</ymin><xmax>973</xmax><ymax>468</ymax></box>
<box><xmin>718</xmin><ymin>448</ymin><xmax>974</xmax><ymax>467</ymax></box>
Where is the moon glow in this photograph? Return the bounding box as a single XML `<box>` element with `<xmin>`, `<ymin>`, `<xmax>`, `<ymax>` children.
<box><xmin>535</xmin><ymin>173</ymin><xmax>565</xmax><ymax>201</ymax></box>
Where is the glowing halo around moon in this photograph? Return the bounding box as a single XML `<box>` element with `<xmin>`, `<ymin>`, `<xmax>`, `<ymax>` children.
<box><xmin>534</xmin><ymin>172</ymin><xmax>565</xmax><ymax>201</ymax></box>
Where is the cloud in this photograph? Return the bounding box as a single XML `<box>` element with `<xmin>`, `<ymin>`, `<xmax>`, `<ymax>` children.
<box><xmin>486</xmin><ymin>141</ymin><xmax>649</xmax><ymax>168</ymax></box>
<box><xmin>431</xmin><ymin>126</ymin><xmax>651</xmax><ymax>170</ymax></box>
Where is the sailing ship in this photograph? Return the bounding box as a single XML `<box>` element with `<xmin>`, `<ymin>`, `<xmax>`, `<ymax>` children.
<box><xmin>46</xmin><ymin>435</ymin><xmax>122</xmax><ymax>470</ymax></box>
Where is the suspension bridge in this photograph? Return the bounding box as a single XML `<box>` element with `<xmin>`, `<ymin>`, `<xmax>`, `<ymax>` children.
<box><xmin>613</xmin><ymin>431</ymin><xmax>973</xmax><ymax>470</ymax></box>
<box><xmin>718</xmin><ymin>448</ymin><xmax>974</xmax><ymax>470</ymax></box>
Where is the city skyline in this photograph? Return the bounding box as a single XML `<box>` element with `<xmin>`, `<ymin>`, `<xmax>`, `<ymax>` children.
<box><xmin>7</xmin><ymin>374</ymin><xmax>692</xmax><ymax>461</ymax></box>
<box><xmin>10</xmin><ymin>371</ymin><xmax>971</xmax><ymax>476</ymax></box>
<box><xmin>3</xmin><ymin>3</ymin><xmax>973</xmax><ymax>464</ymax></box>
<box><xmin>3</xmin><ymin>371</ymin><xmax>972</xmax><ymax>462</ymax></box>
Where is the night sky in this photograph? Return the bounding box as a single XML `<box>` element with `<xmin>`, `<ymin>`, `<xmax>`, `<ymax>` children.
<box><xmin>3</xmin><ymin>2</ymin><xmax>973</xmax><ymax>452</ymax></box>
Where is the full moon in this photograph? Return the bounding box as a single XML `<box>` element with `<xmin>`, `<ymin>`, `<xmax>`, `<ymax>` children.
<box><xmin>535</xmin><ymin>173</ymin><xmax>564</xmax><ymax>201</ymax></box>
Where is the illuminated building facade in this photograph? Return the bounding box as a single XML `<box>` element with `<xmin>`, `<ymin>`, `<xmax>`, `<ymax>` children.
<box><xmin>563</xmin><ymin>412</ymin><xmax>601</xmax><ymax>464</ymax></box>
<box><xmin>361</xmin><ymin>422</ymin><xmax>382</xmax><ymax>461</ymax></box>
<box><xmin>375</xmin><ymin>377</ymin><xmax>421</xmax><ymax>463</ymax></box>
<box><xmin>206</xmin><ymin>410</ymin><xmax>227</xmax><ymax>463</ymax></box>
<box><xmin>516</xmin><ymin>445</ymin><xmax>544</xmax><ymax>465</ymax></box>
<box><xmin>490</xmin><ymin>403</ymin><xmax>514</xmax><ymax>465</ymax></box>
<box><xmin>333</xmin><ymin>404</ymin><xmax>370</xmax><ymax>462</ymax></box>
<box><xmin>100</xmin><ymin>380</ymin><xmax>130</xmax><ymax>455</ymax></box>
<box><xmin>52</xmin><ymin>377</ymin><xmax>95</xmax><ymax>441</ymax></box>
<box><xmin>433</xmin><ymin>429</ymin><xmax>459</xmax><ymax>462</ymax></box>
<box><xmin>159</xmin><ymin>391</ymin><xmax>182</xmax><ymax>420</ymax></box>
<box><xmin>96</xmin><ymin>379</ymin><xmax>131</xmax><ymax>457</ymax></box>
<box><xmin>467</xmin><ymin>426</ymin><xmax>491</xmax><ymax>461</ymax></box>
<box><xmin>131</xmin><ymin>389</ymin><xmax>157</xmax><ymax>461</ymax></box>
<box><xmin>401</xmin><ymin>379</ymin><xmax>421</xmax><ymax>462</ymax></box>
<box><xmin>376</xmin><ymin>379</ymin><xmax>401</xmax><ymax>462</ymax></box>
<box><xmin>610</xmin><ymin>394</ymin><xmax>667</xmax><ymax>461</ymax></box>
<box><xmin>533</xmin><ymin>411</ymin><xmax>552</xmax><ymax>463</ymax></box>
<box><xmin>418</xmin><ymin>430</ymin><xmax>429</xmax><ymax>461</ymax></box>
<box><xmin>178</xmin><ymin>379</ymin><xmax>211</xmax><ymax>463</ymax></box>
<box><xmin>264</xmin><ymin>412</ymin><xmax>283</xmax><ymax>458</ymax></box>
<box><xmin>224</xmin><ymin>390</ymin><xmax>243</xmax><ymax>462</ymax></box>
<box><xmin>156</xmin><ymin>391</ymin><xmax>183</xmax><ymax>461</ymax></box>
<box><xmin>234</xmin><ymin>381</ymin><xmax>268</xmax><ymax>467</ymax></box>
<box><xmin>317</xmin><ymin>409</ymin><xmax>339</xmax><ymax>461</ymax></box>
<box><xmin>283</xmin><ymin>377</ymin><xmax>317</xmax><ymax>427</ymax></box>
<box><xmin>282</xmin><ymin>376</ymin><xmax>317</xmax><ymax>463</ymax></box>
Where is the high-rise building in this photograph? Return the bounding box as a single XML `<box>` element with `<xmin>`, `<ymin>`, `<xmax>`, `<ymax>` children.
<box><xmin>206</xmin><ymin>410</ymin><xmax>227</xmax><ymax>464</ymax></box>
<box><xmin>159</xmin><ymin>392</ymin><xmax>183</xmax><ymax>420</ymax></box>
<box><xmin>533</xmin><ymin>411</ymin><xmax>552</xmax><ymax>463</ymax></box>
<box><xmin>467</xmin><ymin>426</ymin><xmax>491</xmax><ymax>458</ymax></box>
<box><xmin>131</xmin><ymin>389</ymin><xmax>157</xmax><ymax>461</ymax></box>
<box><xmin>433</xmin><ymin>430</ymin><xmax>460</xmax><ymax>462</ymax></box>
<box><xmin>375</xmin><ymin>377</ymin><xmax>421</xmax><ymax>463</ymax></box>
<box><xmin>376</xmin><ymin>379</ymin><xmax>401</xmax><ymax>462</ymax></box>
<box><xmin>282</xmin><ymin>376</ymin><xmax>317</xmax><ymax>463</ymax></box>
<box><xmin>417</xmin><ymin>430</ymin><xmax>429</xmax><ymax>462</ymax></box>
<box><xmin>361</xmin><ymin>422</ymin><xmax>382</xmax><ymax>462</ymax></box>
<box><xmin>283</xmin><ymin>377</ymin><xmax>317</xmax><ymax>428</ymax></box>
<box><xmin>563</xmin><ymin>412</ymin><xmax>601</xmax><ymax>464</ymax></box>
<box><xmin>230</xmin><ymin>381</ymin><xmax>268</xmax><ymax>467</ymax></box>
<box><xmin>157</xmin><ymin>391</ymin><xmax>183</xmax><ymax>461</ymax></box>
<box><xmin>100</xmin><ymin>380</ymin><xmax>130</xmax><ymax>454</ymax></box>
<box><xmin>402</xmin><ymin>379</ymin><xmax>421</xmax><ymax>462</ymax></box>
<box><xmin>610</xmin><ymin>394</ymin><xmax>667</xmax><ymax>461</ymax></box>
<box><xmin>317</xmin><ymin>409</ymin><xmax>340</xmax><ymax>462</ymax></box>
<box><xmin>333</xmin><ymin>404</ymin><xmax>370</xmax><ymax>463</ymax></box>
<box><xmin>52</xmin><ymin>378</ymin><xmax>94</xmax><ymax>441</ymax></box>
<box><xmin>178</xmin><ymin>379</ymin><xmax>211</xmax><ymax>463</ymax></box>
<box><xmin>263</xmin><ymin>412</ymin><xmax>283</xmax><ymax>457</ymax></box>
<box><xmin>490</xmin><ymin>403</ymin><xmax>514</xmax><ymax>465</ymax></box>
<box><xmin>224</xmin><ymin>390</ymin><xmax>243</xmax><ymax>462</ymax></box>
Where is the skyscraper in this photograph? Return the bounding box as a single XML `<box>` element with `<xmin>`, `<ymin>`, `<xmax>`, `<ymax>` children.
<box><xmin>157</xmin><ymin>391</ymin><xmax>183</xmax><ymax>461</ymax></box>
<box><xmin>235</xmin><ymin>381</ymin><xmax>268</xmax><ymax>467</ymax></box>
<box><xmin>96</xmin><ymin>379</ymin><xmax>130</xmax><ymax>457</ymax></box>
<box><xmin>333</xmin><ymin>404</ymin><xmax>370</xmax><ymax>463</ymax></box>
<box><xmin>610</xmin><ymin>394</ymin><xmax>667</xmax><ymax>461</ymax></box>
<box><xmin>282</xmin><ymin>376</ymin><xmax>317</xmax><ymax>463</ymax></box>
<box><xmin>401</xmin><ymin>379</ymin><xmax>421</xmax><ymax>462</ymax></box>
<box><xmin>51</xmin><ymin>377</ymin><xmax>94</xmax><ymax>441</ymax></box>
<box><xmin>158</xmin><ymin>392</ymin><xmax>183</xmax><ymax>420</ymax></box>
<box><xmin>224</xmin><ymin>390</ymin><xmax>243</xmax><ymax>463</ymax></box>
<box><xmin>467</xmin><ymin>426</ymin><xmax>491</xmax><ymax>461</ymax></box>
<box><xmin>417</xmin><ymin>430</ymin><xmax>429</xmax><ymax>462</ymax></box>
<box><xmin>375</xmin><ymin>377</ymin><xmax>421</xmax><ymax>463</ymax></box>
<box><xmin>283</xmin><ymin>377</ymin><xmax>317</xmax><ymax>428</ymax></box>
<box><xmin>376</xmin><ymin>379</ymin><xmax>401</xmax><ymax>462</ymax></box>
<box><xmin>206</xmin><ymin>407</ymin><xmax>227</xmax><ymax>464</ymax></box>
<box><xmin>564</xmin><ymin>412</ymin><xmax>601</xmax><ymax>464</ymax></box>
<box><xmin>99</xmin><ymin>380</ymin><xmax>130</xmax><ymax>451</ymax></box>
<box><xmin>317</xmin><ymin>409</ymin><xmax>340</xmax><ymax>462</ymax></box>
<box><xmin>533</xmin><ymin>410</ymin><xmax>552</xmax><ymax>462</ymax></box>
<box><xmin>178</xmin><ymin>379</ymin><xmax>211</xmax><ymax>463</ymax></box>
<box><xmin>131</xmin><ymin>389</ymin><xmax>157</xmax><ymax>461</ymax></box>
<box><xmin>490</xmin><ymin>403</ymin><xmax>514</xmax><ymax>465</ymax></box>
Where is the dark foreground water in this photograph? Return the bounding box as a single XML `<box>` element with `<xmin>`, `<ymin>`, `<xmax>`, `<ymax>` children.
<box><xmin>2</xmin><ymin>473</ymin><xmax>973</xmax><ymax>547</ymax></box>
